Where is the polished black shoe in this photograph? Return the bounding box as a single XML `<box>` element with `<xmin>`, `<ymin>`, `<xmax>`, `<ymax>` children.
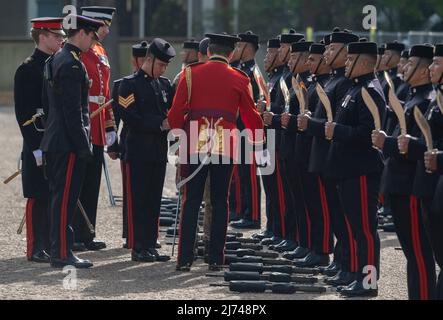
<box><xmin>155</xmin><ymin>240</ymin><xmax>162</xmax><ymax>249</ymax></box>
<box><xmin>261</xmin><ymin>236</ymin><xmax>282</xmax><ymax>246</ymax></box>
<box><xmin>84</xmin><ymin>240</ymin><xmax>106</xmax><ymax>251</ymax></box>
<box><xmin>208</xmin><ymin>263</ymin><xmax>223</xmax><ymax>271</ymax></box>
<box><xmin>131</xmin><ymin>249</ymin><xmax>156</xmax><ymax>262</ymax></box>
<box><xmin>320</xmin><ymin>261</ymin><xmax>341</xmax><ymax>277</ymax></box>
<box><xmin>176</xmin><ymin>263</ymin><xmax>192</xmax><ymax>272</ymax></box>
<box><xmin>274</xmin><ymin>240</ymin><xmax>298</xmax><ymax>252</ymax></box>
<box><xmin>50</xmin><ymin>254</ymin><xmax>93</xmax><ymax>269</ymax></box>
<box><xmin>382</xmin><ymin>222</ymin><xmax>396</xmax><ymax>233</ymax></box>
<box><xmin>325</xmin><ymin>271</ymin><xmax>356</xmax><ymax>287</ymax></box>
<box><xmin>282</xmin><ymin>247</ymin><xmax>310</xmax><ymax>260</ymax></box>
<box><xmin>230</xmin><ymin>219</ymin><xmax>261</xmax><ymax>229</ymax></box>
<box><xmin>251</xmin><ymin>230</ymin><xmax>273</xmax><ymax>240</ymax></box>
<box><xmin>72</xmin><ymin>242</ymin><xmax>87</xmax><ymax>252</ymax></box>
<box><xmin>147</xmin><ymin>248</ymin><xmax>170</xmax><ymax>262</ymax></box>
<box><xmin>339</xmin><ymin>280</ymin><xmax>378</xmax><ymax>297</ymax></box>
<box><xmin>29</xmin><ymin>250</ymin><xmax>50</xmax><ymax>263</ymax></box>
<box><xmin>268</xmin><ymin>239</ymin><xmax>287</xmax><ymax>250</ymax></box>
<box><xmin>294</xmin><ymin>252</ymin><xmax>329</xmax><ymax>268</ymax></box>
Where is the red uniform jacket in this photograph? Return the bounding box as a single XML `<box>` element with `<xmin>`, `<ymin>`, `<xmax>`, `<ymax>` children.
<box><xmin>82</xmin><ymin>43</ymin><xmax>115</xmax><ymax>146</ymax></box>
<box><xmin>168</xmin><ymin>56</ymin><xmax>264</xmax><ymax>161</ymax></box>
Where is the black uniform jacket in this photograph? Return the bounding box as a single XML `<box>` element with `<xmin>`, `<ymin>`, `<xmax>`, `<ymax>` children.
<box><xmin>326</xmin><ymin>73</ymin><xmax>386</xmax><ymax>179</ymax></box>
<box><xmin>117</xmin><ymin>69</ymin><xmax>173</xmax><ymax>163</ymax></box>
<box><xmin>14</xmin><ymin>48</ymin><xmax>50</xmax><ymax>198</ymax></box>
<box><xmin>40</xmin><ymin>43</ymin><xmax>91</xmax><ymax>158</ymax></box>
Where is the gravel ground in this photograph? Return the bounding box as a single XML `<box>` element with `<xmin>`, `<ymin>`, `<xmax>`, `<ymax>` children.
<box><xmin>0</xmin><ymin>106</ymin><xmax>409</xmax><ymax>300</ymax></box>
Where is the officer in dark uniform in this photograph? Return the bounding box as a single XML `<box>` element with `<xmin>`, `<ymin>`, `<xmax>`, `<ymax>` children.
<box><xmin>398</xmin><ymin>44</ymin><xmax>443</xmax><ymax>300</ymax></box>
<box><xmin>168</xmin><ymin>33</ymin><xmax>264</xmax><ymax>271</ymax></box>
<box><xmin>373</xmin><ymin>44</ymin><xmax>436</xmax><ymax>299</ymax></box>
<box><xmin>14</xmin><ymin>17</ymin><xmax>65</xmax><ymax>263</ymax></box>
<box><xmin>284</xmin><ymin>42</ymin><xmax>334</xmax><ymax>267</ymax></box>
<box><xmin>277</xmin><ymin>39</ymin><xmax>314</xmax><ymax>254</ymax></box>
<box><xmin>252</xmin><ymin>37</ymin><xmax>286</xmax><ymax>244</ymax></box>
<box><xmin>108</xmin><ymin>41</ymin><xmax>149</xmax><ymax>248</ymax></box>
<box><xmin>326</xmin><ymin>40</ymin><xmax>386</xmax><ymax>297</ymax></box>
<box><xmin>297</xmin><ymin>30</ymin><xmax>359</xmax><ymax>285</ymax></box>
<box><xmin>41</xmin><ymin>15</ymin><xmax>104</xmax><ymax>268</ymax></box>
<box><xmin>117</xmin><ymin>38</ymin><xmax>175</xmax><ymax>263</ymax></box>
<box><xmin>229</xmin><ymin>30</ymin><xmax>262</xmax><ymax>229</ymax></box>
<box><xmin>261</xmin><ymin>30</ymin><xmax>305</xmax><ymax>248</ymax></box>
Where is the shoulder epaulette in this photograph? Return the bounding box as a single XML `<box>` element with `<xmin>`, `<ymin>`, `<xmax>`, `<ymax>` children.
<box><xmin>70</xmin><ymin>51</ymin><xmax>80</xmax><ymax>61</ymax></box>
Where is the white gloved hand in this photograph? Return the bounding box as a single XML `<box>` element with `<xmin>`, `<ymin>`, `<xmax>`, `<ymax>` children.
<box><xmin>254</xmin><ymin>149</ymin><xmax>270</xmax><ymax>167</ymax></box>
<box><xmin>105</xmin><ymin>131</ymin><xmax>117</xmax><ymax>147</ymax></box>
<box><xmin>33</xmin><ymin>149</ymin><xmax>43</xmax><ymax>167</ymax></box>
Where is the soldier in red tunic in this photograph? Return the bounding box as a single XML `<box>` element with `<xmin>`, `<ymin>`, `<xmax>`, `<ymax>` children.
<box><xmin>72</xmin><ymin>6</ymin><xmax>117</xmax><ymax>251</ymax></box>
<box><xmin>167</xmin><ymin>33</ymin><xmax>265</xmax><ymax>271</ymax></box>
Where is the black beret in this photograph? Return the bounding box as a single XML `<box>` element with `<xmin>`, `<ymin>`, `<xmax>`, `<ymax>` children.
<box><xmin>267</xmin><ymin>38</ymin><xmax>280</xmax><ymax>48</ymax></box>
<box><xmin>309</xmin><ymin>43</ymin><xmax>326</xmax><ymax>55</ymax></box>
<box><xmin>280</xmin><ymin>29</ymin><xmax>304</xmax><ymax>44</ymax></box>
<box><xmin>81</xmin><ymin>6</ymin><xmax>116</xmax><ymax>26</ymax></box>
<box><xmin>330</xmin><ymin>31</ymin><xmax>359</xmax><ymax>44</ymax></box>
<box><xmin>291</xmin><ymin>40</ymin><xmax>313</xmax><ymax>53</ymax></box>
<box><xmin>205</xmin><ymin>33</ymin><xmax>241</xmax><ymax>49</ymax></box>
<box><xmin>238</xmin><ymin>30</ymin><xmax>259</xmax><ymax>46</ymax></box>
<box><xmin>199</xmin><ymin>38</ymin><xmax>210</xmax><ymax>55</ymax></box>
<box><xmin>132</xmin><ymin>41</ymin><xmax>149</xmax><ymax>58</ymax></box>
<box><xmin>401</xmin><ymin>49</ymin><xmax>410</xmax><ymax>59</ymax></box>
<box><xmin>378</xmin><ymin>45</ymin><xmax>386</xmax><ymax>55</ymax></box>
<box><xmin>410</xmin><ymin>44</ymin><xmax>434</xmax><ymax>60</ymax></box>
<box><xmin>348</xmin><ymin>41</ymin><xmax>378</xmax><ymax>55</ymax></box>
<box><xmin>323</xmin><ymin>34</ymin><xmax>331</xmax><ymax>46</ymax></box>
<box><xmin>149</xmin><ymin>38</ymin><xmax>176</xmax><ymax>62</ymax></box>
<box><xmin>385</xmin><ymin>41</ymin><xmax>406</xmax><ymax>53</ymax></box>
<box><xmin>183</xmin><ymin>39</ymin><xmax>200</xmax><ymax>50</ymax></box>
<box><xmin>434</xmin><ymin>44</ymin><xmax>443</xmax><ymax>57</ymax></box>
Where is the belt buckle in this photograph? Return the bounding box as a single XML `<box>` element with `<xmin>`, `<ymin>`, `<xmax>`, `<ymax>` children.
<box><xmin>98</xmin><ymin>96</ymin><xmax>105</xmax><ymax>105</ymax></box>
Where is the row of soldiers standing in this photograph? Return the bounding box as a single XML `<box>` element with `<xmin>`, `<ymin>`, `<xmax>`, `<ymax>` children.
<box><xmin>12</xmin><ymin>5</ymin><xmax>443</xmax><ymax>299</ymax></box>
<box><xmin>203</xmin><ymin>28</ymin><xmax>443</xmax><ymax>299</ymax></box>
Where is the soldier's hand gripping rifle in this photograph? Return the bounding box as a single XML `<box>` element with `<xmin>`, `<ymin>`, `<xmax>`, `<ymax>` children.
<box><xmin>206</xmin><ymin>270</ymin><xmax>318</xmax><ymax>284</ymax></box>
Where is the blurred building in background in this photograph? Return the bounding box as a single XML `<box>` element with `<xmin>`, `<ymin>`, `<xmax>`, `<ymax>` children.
<box><xmin>0</xmin><ymin>0</ymin><xmax>442</xmax><ymax>105</ymax></box>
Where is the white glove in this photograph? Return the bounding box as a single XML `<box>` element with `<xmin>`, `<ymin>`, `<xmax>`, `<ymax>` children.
<box><xmin>33</xmin><ymin>149</ymin><xmax>43</xmax><ymax>167</ymax></box>
<box><xmin>105</xmin><ymin>131</ymin><xmax>117</xmax><ymax>147</ymax></box>
<box><xmin>254</xmin><ymin>149</ymin><xmax>270</xmax><ymax>167</ymax></box>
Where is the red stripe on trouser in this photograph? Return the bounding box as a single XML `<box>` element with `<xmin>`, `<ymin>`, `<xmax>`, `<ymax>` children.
<box><xmin>234</xmin><ymin>166</ymin><xmax>241</xmax><ymax>216</ymax></box>
<box><xmin>61</xmin><ymin>153</ymin><xmax>76</xmax><ymax>260</ymax></box>
<box><xmin>126</xmin><ymin>163</ymin><xmax>134</xmax><ymax>249</ymax></box>
<box><xmin>305</xmin><ymin>206</ymin><xmax>311</xmax><ymax>249</ymax></box>
<box><xmin>275</xmin><ymin>156</ymin><xmax>286</xmax><ymax>238</ymax></box>
<box><xmin>410</xmin><ymin>196</ymin><xmax>429</xmax><ymax>300</ymax></box>
<box><xmin>177</xmin><ymin>185</ymin><xmax>187</xmax><ymax>265</ymax></box>
<box><xmin>360</xmin><ymin>176</ymin><xmax>374</xmax><ymax>268</ymax></box>
<box><xmin>378</xmin><ymin>193</ymin><xmax>384</xmax><ymax>205</ymax></box>
<box><xmin>318</xmin><ymin>177</ymin><xmax>331</xmax><ymax>253</ymax></box>
<box><xmin>344</xmin><ymin>215</ymin><xmax>357</xmax><ymax>272</ymax></box>
<box><xmin>120</xmin><ymin>160</ymin><xmax>125</xmax><ymax>200</ymax></box>
<box><xmin>25</xmin><ymin>199</ymin><xmax>35</xmax><ymax>259</ymax></box>
<box><xmin>250</xmin><ymin>161</ymin><xmax>258</xmax><ymax>221</ymax></box>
